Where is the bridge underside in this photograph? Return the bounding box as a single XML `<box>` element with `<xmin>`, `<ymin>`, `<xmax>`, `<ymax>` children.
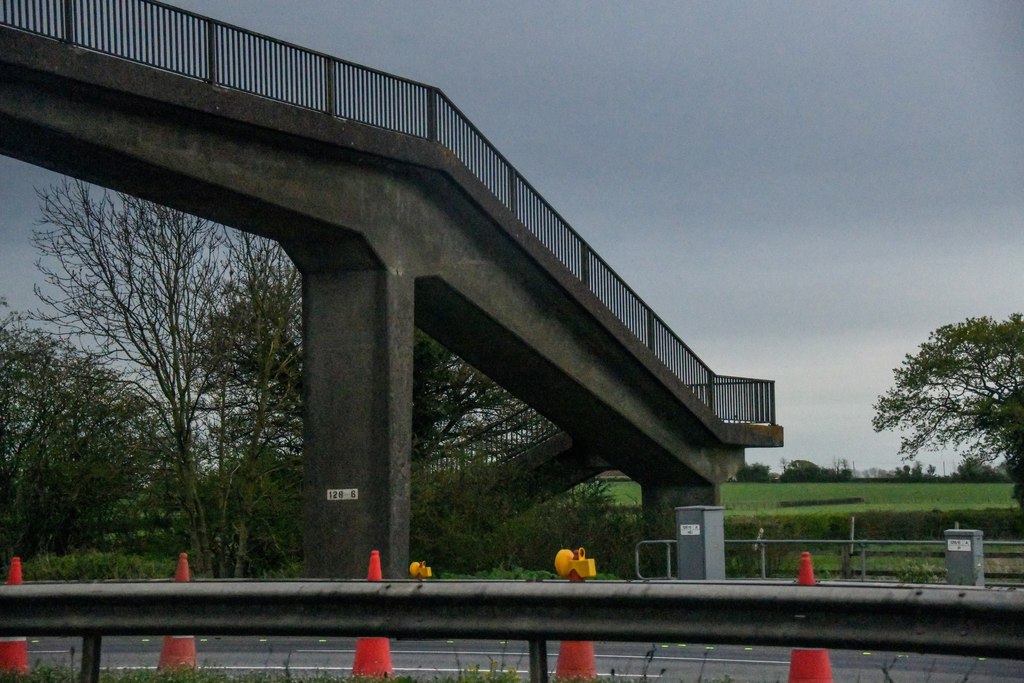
<box><xmin>0</xmin><ymin>29</ymin><xmax>781</xmax><ymax>577</ymax></box>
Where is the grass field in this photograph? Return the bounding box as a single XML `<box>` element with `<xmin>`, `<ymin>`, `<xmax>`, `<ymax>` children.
<box><xmin>606</xmin><ymin>481</ymin><xmax>1016</xmax><ymax>515</ymax></box>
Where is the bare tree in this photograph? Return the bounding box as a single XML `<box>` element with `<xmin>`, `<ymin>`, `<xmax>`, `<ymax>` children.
<box><xmin>34</xmin><ymin>179</ymin><xmax>229</xmax><ymax>573</ymax></box>
<box><xmin>204</xmin><ymin>231</ymin><xmax>303</xmax><ymax>576</ymax></box>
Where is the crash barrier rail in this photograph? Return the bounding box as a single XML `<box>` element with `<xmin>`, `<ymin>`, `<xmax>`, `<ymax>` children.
<box><xmin>1</xmin><ymin>579</ymin><xmax>1023</xmax><ymax>683</ymax></box>
<box><xmin>0</xmin><ymin>0</ymin><xmax>775</xmax><ymax>425</ymax></box>
<box><xmin>635</xmin><ymin>538</ymin><xmax>1024</xmax><ymax>583</ymax></box>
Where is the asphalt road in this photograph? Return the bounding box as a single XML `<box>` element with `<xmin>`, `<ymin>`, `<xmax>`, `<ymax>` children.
<box><xmin>25</xmin><ymin>636</ymin><xmax>1023</xmax><ymax>682</ymax></box>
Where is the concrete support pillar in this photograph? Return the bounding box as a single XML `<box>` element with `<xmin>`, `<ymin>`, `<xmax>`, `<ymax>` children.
<box><xmin>301</xmin><ymin>268</ymin><xmax>414</xmax><ymax>579</ymax></box>
<box><xmin>641</xmin><ymin>482</ymin><xmax>719</xmax><ymax>537</ymax></box>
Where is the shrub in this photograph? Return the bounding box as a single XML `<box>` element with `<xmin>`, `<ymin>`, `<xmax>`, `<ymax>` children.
<box><xmin>22</xmin><ymin>552</ymin><xmax>176</xmax><ymax>581</ymax></box>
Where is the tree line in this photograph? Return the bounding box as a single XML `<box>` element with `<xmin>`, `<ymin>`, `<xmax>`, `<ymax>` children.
<box><xmin>735</xmin><ymin>458</ymin><xmax>1010</xmax><ymax>484</ymax></box>
<box><xmin>4</xmin><ymin>179</ymin><xmax>1023</xmax><ymax>576</ymax></box>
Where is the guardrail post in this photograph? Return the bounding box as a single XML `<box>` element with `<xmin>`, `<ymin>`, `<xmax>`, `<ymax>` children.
<box><xmin>61</xmin><ymin>0</ymin><xmax>74</xmax><ymax>43</ymax></box>
<box><xmin>579</xmin><ymin>243</ymin><xmax>591</xmax><ymax>288</ymax></box>
<box><xmin>80</xmin><ymin>634</ymin><xmax>101</xmax><ymax>683</ymax></box>
<box><xmin>528</xmin><ymin>639</ymin><xmax>548</xmax><ymax>683</ymax></box>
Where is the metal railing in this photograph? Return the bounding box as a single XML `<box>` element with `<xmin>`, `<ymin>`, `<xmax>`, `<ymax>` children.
<box><xmin>636</xmin><ymin>538</ymin><xmax>1024</xmax><ymax>582</ymax></box>
<box><xmin>0</xmin><ymin>0</ymin><xmax>776</xmax><ymax>424</ymax></box>
<box><xmin>2</xmin><ymin>579</ymin><xmax>1023</xmax><ymax>683</ymax></box>
<box><xmin>418</xmin><ymin>406</ymin><xmax>562</xmax><ymax>473</ymax></box>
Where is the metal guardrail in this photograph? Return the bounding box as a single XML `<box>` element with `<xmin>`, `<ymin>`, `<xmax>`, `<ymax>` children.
<box><xmin>0</xmin><ymin>0</ymin><xmax>776</xmax><ymax>424</ymax></box>
<box><xmin>2</xmin><ymin>579</ymin><xmax>1023</xmax><ymax>683</ymax></box>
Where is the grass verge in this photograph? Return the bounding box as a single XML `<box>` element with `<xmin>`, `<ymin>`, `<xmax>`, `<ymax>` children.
<box><xmin>0</xmin><ymin>667</ymin><xmax>762</xmax><ymax>683</ymax></box>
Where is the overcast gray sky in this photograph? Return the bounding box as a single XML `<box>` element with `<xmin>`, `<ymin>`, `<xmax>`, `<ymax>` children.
<box><xmin>2</xmin><ymin>1</ymin><xmax>1022</xmax><ymax>473</ymax></box>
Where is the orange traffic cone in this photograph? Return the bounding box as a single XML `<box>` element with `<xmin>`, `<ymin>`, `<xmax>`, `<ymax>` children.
<box><xmin>351</xmin><ymin>550</ymin><xmax>392</xmax><ymax>677</ymax></box>
<box><xmin>158</xmin><ymin>553</ymin><xmax>197</xmax><ymax>670</ymax></box>
<box><xmin>555</xmin><ymin>550</ymin><xmax>597</xmax><ymax>680</ymax></box>
<box><xmin>788</xmin><ymin>649</ymin><xmax>833</xmax><ymax>683</ymax></box>
<box><xmin>0</xmin><ymin>557</ymin><xmax>29</xmax><ymax>674</ymax></box>
<box><xmin>555</xmin><ymin>640</ymin><xmax>596</xmax><ymax>680</ymax></box>
<box><xmin>788</xmin><ymin>552</ymin><xmax>832</xmax><ymax>683</ymax></box>
<box><xmin>797</xmin><ymin>551</ymin><xmax>816</xmax><ymax>586</ymax></box>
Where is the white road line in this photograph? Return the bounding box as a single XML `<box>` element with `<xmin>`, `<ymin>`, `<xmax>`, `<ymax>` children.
<box><xmin>290</xmin><ymin>648</ymin><xmax>788</xmax><ymax>666</ymax></box>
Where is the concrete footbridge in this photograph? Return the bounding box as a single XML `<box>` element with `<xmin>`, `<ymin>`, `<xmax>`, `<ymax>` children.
<box><xmin>0</xmin><ymin>0</ymin><xmax>782</xmax><ymax>577</ymax></box>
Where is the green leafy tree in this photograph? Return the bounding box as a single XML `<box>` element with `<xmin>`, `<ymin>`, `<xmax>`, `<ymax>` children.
<box><xmin>778</xmin><ymin>459</ymin><xmax>828</xmax><ymax>483</ymax></box>
<box><xmin>0</xmin><ymin>305</ymin><xmax>160</xmax><ymax>557</ymax></box>
<box><xmin>202</xmin><ymin>232</ymin><xmax>303</xmax><ymax>576</ymax></box>
<box><xmin>873</xmin><ymin>314</ymin><xmax>1024</xmax><ymax>507</ymax></box>
<box><xmin>734</xmin><ymin>462</ymin><xmax>771</xmax><ymax>482</ymax></box>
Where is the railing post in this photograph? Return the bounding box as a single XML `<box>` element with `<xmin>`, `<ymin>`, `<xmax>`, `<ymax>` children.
<box><xmin>80</xmin><ymin>634</ymin><xmax>101</xmax><ymax>683</ymax></box>
<box><xmin>707</xmin><ymin>372</ymin><xmax>716</xmax><ymax>416</ymax></box>
<box><xmin>205</xmin><ymin>20</ymin><xmax>218</xmax><ymax>84</ymax></box>
<box><xmin>324</xmin><ymin>57</ymin><xmax>336</xmax><ymax>116</ymax></box>
<box><xmin>61</xmin><ymin>0</ymin><xmax>74</xmax><ymax>43</ymax></box>
<box><xmin>426</xmin><ymin>88</ymin><xmax>438</xmax><ymax>142</ymax></box>
<box><xmin>646</xmin><ymin>309</ymin><xmax>656</xmax><ymax>350</ymax></box>
<box><xmin>507</xmin><ymin>166</ymin><xmax>518</xmax><ymax>218</ymax></box>
<box><xmin>528</xmin><ymin>639</ymin><xmax>548</xmax><ymax>683</ymax></box>
<box><xmin>579</xmin><ymin>243</ymin><xmax>590</xmax><ymax>288</ymax></box>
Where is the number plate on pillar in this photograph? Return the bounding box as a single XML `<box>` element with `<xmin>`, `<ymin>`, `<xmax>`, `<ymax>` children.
<box><xmin>326</xmin><ymin>488</ymin><xmax>359</xmax><ymax>501</ymax></box>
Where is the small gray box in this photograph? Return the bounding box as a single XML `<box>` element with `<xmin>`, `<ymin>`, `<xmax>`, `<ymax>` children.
<box><xmin>944</xmin><ymin>528</ymin><xmax>984</xmax><ymax>586</ymax></box>
<box><xmin>674</xmin><ymin>506</ymin><xmax>725</xmax><ymax>580</ymax></box>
